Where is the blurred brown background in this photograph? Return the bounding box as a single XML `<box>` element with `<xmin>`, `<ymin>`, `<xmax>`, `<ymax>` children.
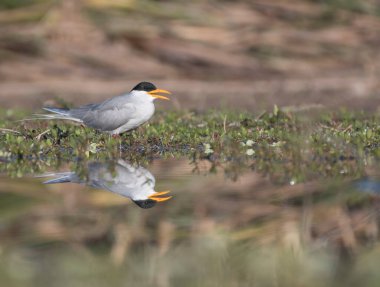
<box><xmin>1</xmin><ymin>0</ymin><xmax>380</xmax><ymax>111</ymax></box>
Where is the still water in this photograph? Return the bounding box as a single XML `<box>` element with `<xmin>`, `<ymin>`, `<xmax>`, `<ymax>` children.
<box><xmin>0</xmin><ymin>157</ymin><xmax>380</xmax><ymax>287</ymax></box>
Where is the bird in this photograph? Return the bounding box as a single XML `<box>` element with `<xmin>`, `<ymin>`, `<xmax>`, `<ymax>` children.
<box><xmin>32</xmin><ymin>82</ymin><xmax>171</xmax><ymax>135</ymax></box>
<box><xmin>37</xmin><ymin>159</ymin><xmax>172</xmax><ymax>209</ymax></box>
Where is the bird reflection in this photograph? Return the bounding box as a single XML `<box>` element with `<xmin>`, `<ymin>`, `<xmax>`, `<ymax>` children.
<box><xmin>39</xmin><ymin>160</ymin><xmax>172</xmax><ymax>209</ymax></box>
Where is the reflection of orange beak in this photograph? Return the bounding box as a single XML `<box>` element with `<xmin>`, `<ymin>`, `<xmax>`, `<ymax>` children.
<box><xmin>148</xmin><ymin>89</ymin><xmax>171</xmax><ymax>100</ymax></box>
<box><xmin>148</xmin><ymin>190</ymin><xmax>172</xmax><ymax>202</ymax></box>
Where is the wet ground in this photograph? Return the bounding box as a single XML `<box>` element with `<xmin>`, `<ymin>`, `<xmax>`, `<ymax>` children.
<box><xmin>1</xmin><ymin>155</ymin><xmax>380</xmax><ymax>286</ymax></box>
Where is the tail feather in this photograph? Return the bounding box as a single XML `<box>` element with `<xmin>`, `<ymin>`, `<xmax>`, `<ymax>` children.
<box><xmin>37</xmin><ymin>172</ymin><xmax>75</xmax><ymax>184</ymax></box>
<box><xmin>41</xmin><ymin>107</ymin><xmax>82</xmax><ymax>122</ymax></box>
<box><xmin>42</xmin><ymin>107</ymin><xmax>70</xmax><ymax>116</ymax></box>
<box><xmin>20</xmin><ymin>107</ymin><xmax>83</xmax><ymax>122</ymax></box>
<box><xmin>33</xmin><ymin>113</ymin><xmax>81</xmax><ymax>121</ymax></box>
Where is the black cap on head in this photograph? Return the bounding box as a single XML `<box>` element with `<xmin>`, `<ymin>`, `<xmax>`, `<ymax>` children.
<box><xmin>133</xmin><ymin>199</ymin><xmax>157</xmax><ymax>209</ymax></box>
<box><xmin>131</xmin><ymin>82</ymin><xmax>157</xmax><ymax>92</ymax></box>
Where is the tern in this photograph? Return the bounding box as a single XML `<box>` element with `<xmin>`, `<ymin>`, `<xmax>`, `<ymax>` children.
<box><xmin>33</xmin><ymin>82</ymin><xmax>171</xmax><ymax>135</ymax></box>
<box><xmin>38</xmin><ymin>159</ymin><xmax>172</xmax><ymax>209</ymax></box>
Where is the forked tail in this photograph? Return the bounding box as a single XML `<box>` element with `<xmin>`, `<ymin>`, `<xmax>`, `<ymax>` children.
<box><xmin>22</xmin><ymin>107</ymin><xmax>83</xmax><ymax>122</ymax></box>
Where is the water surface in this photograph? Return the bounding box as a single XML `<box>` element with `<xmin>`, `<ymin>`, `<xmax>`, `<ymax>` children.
<box><xmin>0</xmin><ymin>156</ymin><xmax>379</xmax><ymax>287</ymax></box>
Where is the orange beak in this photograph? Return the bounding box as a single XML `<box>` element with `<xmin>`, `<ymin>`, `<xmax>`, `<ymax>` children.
<box><xmin>148</xmin><ymin>190</ymin><xmax>172</xmax><ymax>202</ymax></box>
<box><xmin>148</xmin><ymin>89</ymin><xmax>171</xmax><ymax>100</ymax></box>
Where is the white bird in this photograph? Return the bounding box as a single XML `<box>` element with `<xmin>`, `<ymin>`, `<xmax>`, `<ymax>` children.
<box><xmin>33</xmin><ymin>82</ymin><xmax>171</xmax><ymax>135</ymax></box>
<box><xmin>38</xmin><ymin>159</ymin><xmax>172</xmax><ymax>208</ymax></box>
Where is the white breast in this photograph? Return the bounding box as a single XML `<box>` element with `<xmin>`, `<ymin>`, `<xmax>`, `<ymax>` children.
<box><xmin>113</xmin><ymin>101</ymin><xmax>155</xmax><ymax>134</ymax></box>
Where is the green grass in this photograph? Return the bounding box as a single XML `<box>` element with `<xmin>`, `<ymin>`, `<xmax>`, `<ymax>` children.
<box><xmin>310</xmin><ymin>0</ymin><xmax>377</xmax><ymax>14</ymax></box>
<box><xmin>1</xmin><ymin>108</ymin><xmax>380</xmax><ymax>181</ymax></box>
<box><xmin>0</xmin><ymin>0</ymin><xmax>40</xmax><ymax>10</ymax></box>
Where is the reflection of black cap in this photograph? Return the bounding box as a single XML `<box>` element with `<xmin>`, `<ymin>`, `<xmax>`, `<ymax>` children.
<box><xmin>133</xmin><ymin>199</ymin><xmax>157</xmax><ymax>209</ymax></box>
<box><xmin>131</xmin><ymin>82</ymin><xmax>157</xmax><ymax>92</ymax></box>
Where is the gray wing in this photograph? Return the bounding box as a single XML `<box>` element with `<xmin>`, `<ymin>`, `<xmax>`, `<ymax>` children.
<box><xmin>69</xmin><ymin>96</ymin><xmax>136</xmax><ymax>132</ymax></box>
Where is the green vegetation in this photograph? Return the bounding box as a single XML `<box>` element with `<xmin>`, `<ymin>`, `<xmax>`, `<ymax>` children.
<box><xmin>311</xmin><ymin>0</ymin><xmax>379</xmax><ymax>15</ymax></box>
<box><xmin>1</xmin><ymin>108</ymin><xmax>380</xmax><ymax>181</ymax></box>
<box><xmin>0</xmin><ymin>0</ymin><xmax>42</xmax><ymax>10</ymax></box>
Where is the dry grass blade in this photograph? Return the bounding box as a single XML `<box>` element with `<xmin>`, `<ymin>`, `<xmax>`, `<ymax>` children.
<box><xmin>35</xmin><ymin>129</ymin><xmax>50</xmax><ymax>140</ymax></box>
<box><xmin>0</xmin><ymin>128</ymin><xmax>21</xmax><ymax>134</ymax></box>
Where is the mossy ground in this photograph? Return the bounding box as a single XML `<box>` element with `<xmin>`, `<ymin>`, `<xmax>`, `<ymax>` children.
<box><xmin>1</xmin><ymin>107</ymin><xmax>380</xmax><ymax>181</ymax></box>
